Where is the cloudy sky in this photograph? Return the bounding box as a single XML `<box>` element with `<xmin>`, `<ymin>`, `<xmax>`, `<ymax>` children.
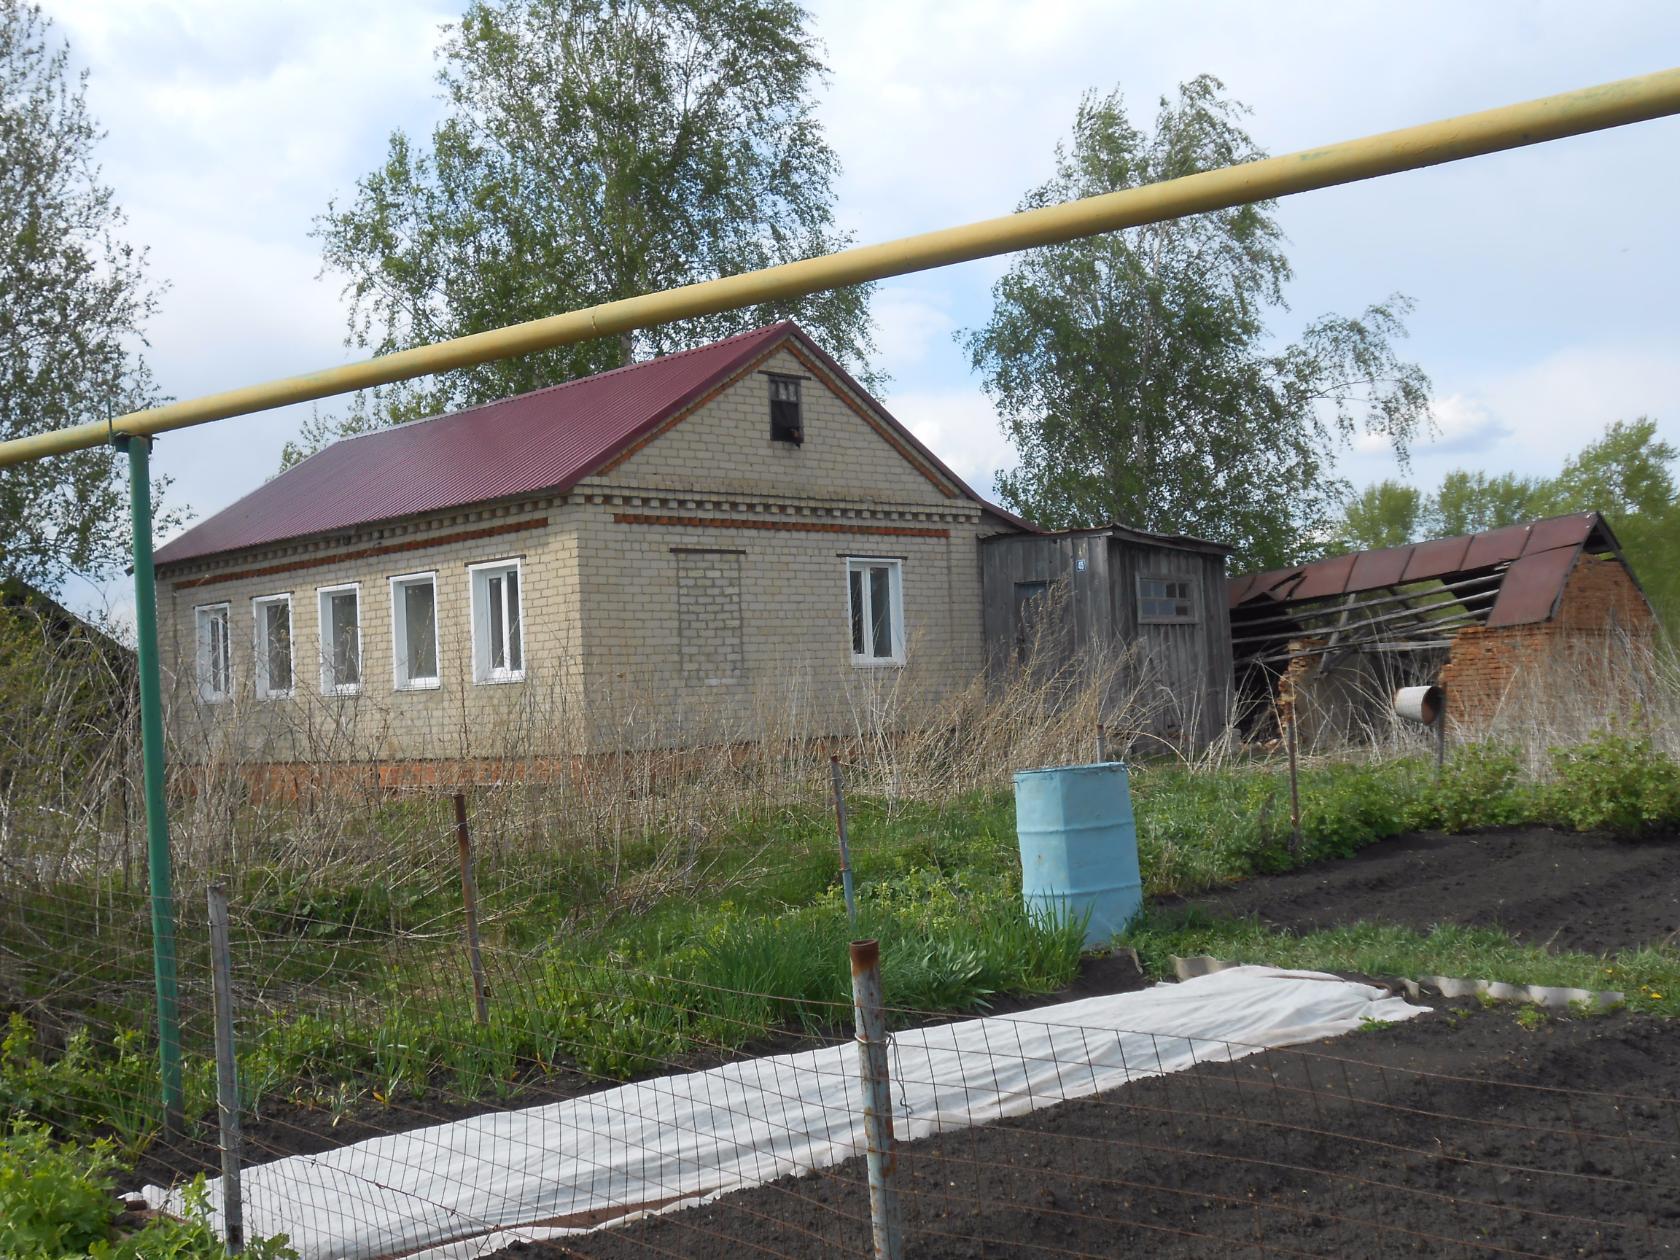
<box><xmin>39</xmin><ymin>0</ymin><xmax>1680</xmax><ymax>614</ymax></box>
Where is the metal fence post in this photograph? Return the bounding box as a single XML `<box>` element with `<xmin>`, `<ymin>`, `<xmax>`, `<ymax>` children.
<box><xmin>453</xmin><ymin>792</ymin><xmax>490</xmax><ymax>1025</ymax></box>
<box><xmin>830</xmin><ymin>757</ymin><xmax>859</xmax><ymax>933</ymax></box>
<box><xmin>849</xmin><ymin>938</ymin><xmax>903</xmax><ymax>1260</ymax></box>
<box><xmin>207</xmin><ymin>883</ymin><xmax>243</xmax><ymax>1254</ymax></box>
<box><xmin>1286</xmin><ymin>710</ymin><xmax>1303</xmax><ymax>857</ymax></box>
<box><xmin>115</xmin><ymin>433</ymin><xmax>183</xmax><ymax>1128</ymax></box>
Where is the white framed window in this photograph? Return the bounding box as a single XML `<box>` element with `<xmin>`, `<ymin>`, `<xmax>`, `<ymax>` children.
<box><xmin>317</xmin><ymin>582</ymin><xmax>363</xmax><ymax>695</ymax></box>
<box><xmin>251</xmin><ymin>594</ymin><xmax>294</xmax><ymax>699</ymax></box>
<box><xmin>469</xmin><ymin>559</ymin><xmax>524</xmax><ymax>683</ymax></box>
<box><xmin>1138</xmin><ymin>574</ymin><xmax>1199</xmax><ymax>624</ymax></box>
<box><xmin>390</xmin><ymin>571</ymin><xmax>441</xmax><ymax>690</ymax></box>
<box><xmin>845</xmin><ymin>557</ymin><xmax>904</xmax><ymax>665</ymax></box>
<box><xmin>194</xmin><ymin>602</ymin><xmax>232</xmax><ymax>702</ymax></box>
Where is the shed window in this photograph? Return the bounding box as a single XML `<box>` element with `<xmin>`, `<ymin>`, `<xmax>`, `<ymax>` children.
<box><xmin>318</xmin><ymin>583</ymin><xmax>362</xmax><ymax>694</ymax></box>
<box><xmin>768</xmin><ymin>374</ymin><xmax>803</xmax><ymax>444</ymax></box>
<box><xmin>846</xmin><ymin>557</ymin><xmax>903</xmax><ymax>664</ymax></box>
<box><xmin>470</xmin><ymin>559</ymin><xmax>524</xmax><ymax>683</ymax></box>
<box><xmin>252</xmin><ymin>594</ymin><xmax>293</xmax><ymax>699</ymax></box>
<box><xmin>391</xmin><ymin>572</ymin><xmax>440</xmax><ymax>690</ymax></box>
<box><xmin>195</xmin><ymin>602</ymin><xmax>231</xmax><ymax>702</ymax></box>
<box><xmin>1138</xmin><ymin>575</ymin><xmax>1198</xmax><ymax>624</ymax></box>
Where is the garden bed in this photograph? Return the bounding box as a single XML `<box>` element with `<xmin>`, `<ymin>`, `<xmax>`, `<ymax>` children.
<box><xmin>538</xmin><ymin>1004</ymin><xmax>1680</xmax><ymax>1258</ymax></box>
<box><xmin>494</xmin><ymin>824</ymin><xmax>1680</xmax><ymax>1258</ymax></box>
<box><xmin>1168</xmin><ymin>823</ymin><xmax>1680</xmax><ymax>955</ymax></box>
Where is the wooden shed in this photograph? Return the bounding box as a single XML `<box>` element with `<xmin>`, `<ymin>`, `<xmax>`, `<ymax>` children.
<box><xmin>980</xmin><ymin>526</ymin><xmax>1234</xmax><ymax>752</ymax></box>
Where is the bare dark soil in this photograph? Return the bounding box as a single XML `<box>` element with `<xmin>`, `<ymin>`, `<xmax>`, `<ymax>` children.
<box><xmin>521</xmin><ymin>1007</ymin><xmax>1680</xmax><ymax>1259</ymax></box>
<box><xmin>1166</xmin><ymin>825</ymin><xmax>1680</xmax><ymax>955</ymax></box>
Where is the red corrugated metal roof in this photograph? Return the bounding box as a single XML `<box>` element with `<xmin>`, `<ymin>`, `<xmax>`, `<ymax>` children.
<box><xmin>1229</xmin><ymin>512</ymin><xmax>1614</xmax><ymax>629</ymax></box>
<box><xmin>155</xmin><ymin>323</ymin><xmax>989</xmax><ymax>566</ymax></box>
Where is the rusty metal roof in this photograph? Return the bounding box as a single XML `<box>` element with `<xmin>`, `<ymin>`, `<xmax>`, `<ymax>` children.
<box><xmin>155</xmin><ymin>322</ymin><xmax>989</xmax><ymax>567</ymax></box>
<box><xmin>1228</xmin><ymin>512</ymin><xmax>1621</xmax><ymax>628</ymax></box>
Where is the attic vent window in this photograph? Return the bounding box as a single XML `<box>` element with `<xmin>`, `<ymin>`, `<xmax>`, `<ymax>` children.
<box><xmin>768</xmin><ymin>374</ymin><xmax>803</xmax><ymax>444</ymax></box>
<box><xmin>1138</xmin><ymin>575</ymin><xmax>1198</xmax><ymax>624</ymax></box>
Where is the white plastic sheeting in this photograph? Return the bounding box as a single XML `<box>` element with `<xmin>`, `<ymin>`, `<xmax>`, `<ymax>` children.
<box><xmin>139</xmin><ymin>966</ymin><xmax>1426</xmax><ymax>1259</ymax></box>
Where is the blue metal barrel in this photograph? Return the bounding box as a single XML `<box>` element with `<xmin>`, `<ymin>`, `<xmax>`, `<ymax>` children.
<box><xmin>1013</xmin><ymin>762</ymin><xmax>1142</xmax><ymax>947</ymax></box>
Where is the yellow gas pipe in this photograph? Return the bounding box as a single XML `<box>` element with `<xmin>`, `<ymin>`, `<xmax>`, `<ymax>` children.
<box><xmin>1</xmin><ymin>65</ymin><xmax>1678</xmax><ymax>469</ymax></box>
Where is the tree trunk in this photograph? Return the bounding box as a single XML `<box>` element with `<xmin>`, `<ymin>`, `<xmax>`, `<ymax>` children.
<box><xmin>619</xmin><ymin>330</ymin><xmax>634</xmax><ymax>367</ymax></box>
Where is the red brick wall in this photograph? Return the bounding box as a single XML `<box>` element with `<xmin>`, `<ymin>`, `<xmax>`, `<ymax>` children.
<box><xmin>1439</xmin><ymin>553</ymin><xmax>1656</xmax><ymax>728</ymax></box>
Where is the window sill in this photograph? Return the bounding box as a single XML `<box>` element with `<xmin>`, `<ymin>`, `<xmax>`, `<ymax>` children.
<box><xmin>325</xmin><ymin>685</ymin><xmax>363</xmax><ymax>698</ymax></box>
<box><xmin>199</xmin><ymin>693</ymin><xmax>232</xmax><ymax>705</ymax></box>
<box><xmin>255</xmin><ymin>691</ymin><xmax>295</xmax><ymax>702</ymax></box>
<box><xmin>395</xmin><ymin>679</ymin><xmax>442</xmax><ymax>692</ymax></box>
<box><xmin>850</xmin><ymin>656</ymin><xmax>905</xmax><ymax>669</ymax></box>
<box><xmin>474</xmin><ymin>672</ymin><xmax>526</xmax><ymax>686</ymax></box>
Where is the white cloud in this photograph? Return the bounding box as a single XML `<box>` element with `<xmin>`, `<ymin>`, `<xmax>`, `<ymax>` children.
<box><xmin>1339</xmin><ymin>341</ymin><xmax>1680</xmax><ymax>490</ymax></box>
<box><xmin>887</xmin><ymin>386</ymin><xmax>1015</xmax><ymax>498</ymax></box>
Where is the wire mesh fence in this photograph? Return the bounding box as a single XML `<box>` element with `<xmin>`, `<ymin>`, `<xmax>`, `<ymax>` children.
<box><xmin>9</xmin><ymin>832</ymin><xmax>1680</xmax><ymax>1259</ymax></box>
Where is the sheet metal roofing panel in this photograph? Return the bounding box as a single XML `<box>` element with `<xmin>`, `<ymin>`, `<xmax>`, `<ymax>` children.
<box><xmin>1345</xmin><ymin>545</ymin><xmax>1412</xmax><ymax>591</ymax></box>
<box><xmin>1400</xmin><ymin>534</ymin><xmax>1473</xmax><ymax>582</ymax></box>
<box><xmin>1290</xmin><ymin>551</ymin><xmax>1358</xmax><ymax>601</ymax></box>
<box><xmin>1523</xmin><ymin>512</ymin><xmax>1597</xmax><ymax>555</ymax></box>
<box><xmin>1487</xmin><ymin>545</ymin><xmax>1580</xmax><ymax>626</ymax></box>
<box><xmin>154</xmin><ymin>324</ymin><xmax>801</xmax><ymax>566</ymax></box>
<box><xmin>1225</xmin><ymin>573</ymin><xmax>1259</xmax><ymax>605</ymax></box>
<box><xmin>1462</xmin><ymin>522</ymin><xmax>1532</xmax><ymax>570</ymax></box>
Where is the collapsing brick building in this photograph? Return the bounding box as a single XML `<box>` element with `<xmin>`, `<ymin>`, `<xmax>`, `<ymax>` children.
<box><xmin>1226</xmin><ymin>512</ymin><xmax>1658</xmax><ymax>744</ymax></box>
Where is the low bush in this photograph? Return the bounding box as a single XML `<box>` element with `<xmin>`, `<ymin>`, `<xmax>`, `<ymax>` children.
<box><xmin>0</xmin><ymin>1121</ymin><xmax>295</xmax><ymax>1259</ymax></box>
<box><xmin>1410</xmin><ymin>742</ymin><xmax>1538</xmax><ymax>832</ymax></box>
<box><xmin>1547</xmin><ymin>727</ymin><xmax>1680</xmax><ymax>837</ymax></box>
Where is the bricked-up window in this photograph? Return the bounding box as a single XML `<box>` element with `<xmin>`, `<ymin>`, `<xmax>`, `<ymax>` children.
<box><xmin>252</xmin><ymin>594</ymin><xmax>293</xmax><ymax>699</ymax></box>
<box><xmin>470</xmin><ymin>559</ymin><xmax>524</xmax><ymax>683</ymax></box>
<box><xmin>846</xmin><ymin>557</ymin><xmax>904</xmax><ymax>664</ymax></box>
<box><xmin>194</xmin><ymin>602</ymin><xmax>231</xmax><ymax>702</ymax></box>
<box><xmin>390</xmin><ymin>572</ymin><xmax>440</xmax><ymax>690</ymax></box>
<box><xmin>768</xmin><ymin>374</ymin><xmax>803</xmax><ymax>444</ymax></box>
<box><xmin>317</xmin><ymin>583</ymin><xmax>363</xmax><ymax>694</ymax></box>
<box><xmin>676</xmin><ymin>550</ymin><xmax>744</xmax><ymax>686</ymax></box>
<box><xmin>1138</xmin><ymin>574</ymin><xmax>1198</xmax><ymax>624</ymax></box>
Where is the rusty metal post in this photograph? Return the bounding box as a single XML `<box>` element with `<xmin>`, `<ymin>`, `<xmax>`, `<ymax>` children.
<box><xmin>1436</xmin><ymin>693</ymin><xmax>1448</xmax><ymax>776</ymax></box>
<box><xmin>206</xmin><ymin>884</ymin><xmax>243</xmax><ymax>1254</ymax></box>
<box><xmin>453</xmin><ymin>792</ymin><xmax>489</xmax><ymax>1025</ymax></box>
<box><xmin>849</xmin><ymin>938</ymin><xmax>903</xmax><ymax>1260</ymax></box>
<box><xmin>830</xmin><ymin>756</ymin><xmax>858</xmax><ymax>934</ymax></box>
<box><xmin>1286</xmin><ymin>713</ymin><xmax>1303</xmax><ymax>857</ymax></box>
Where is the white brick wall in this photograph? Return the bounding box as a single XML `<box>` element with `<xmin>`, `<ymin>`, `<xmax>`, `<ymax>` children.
<box><xmin>158</xmin><ymin>343</ymin><xmax>1007</xmax><ymax>762</ymax></box>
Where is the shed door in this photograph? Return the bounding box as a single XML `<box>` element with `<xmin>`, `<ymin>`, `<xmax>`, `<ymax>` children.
<box><xmin>1013</xmin><ymin>581</ymin><xmax>1051</xmax><ymax>662</ymax></box>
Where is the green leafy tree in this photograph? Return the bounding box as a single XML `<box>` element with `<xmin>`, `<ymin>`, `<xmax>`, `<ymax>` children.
<box><xmin>0</xmin><ymin>1</ymin><xmax>173</xmax><ymax>587</ymax></box>
<box><xmin>292</xmin><ymin>0</ymin><xmax>877</xmax><ymax>466</ymax></box>
<box><xmin>1544</xmin><ymin>419</ymin><xmax>1678</xmax><ymax>629</ymax></box>
<box><xmin>1335</xmin><ymin>480</ymin><xmax>1422</xmax><ymax>551</ymax></box>
<box><xmin>963</xmin><ymin>78</ymin><xmax>1432</xmax><ymax>569</ymax></box>
<box><xmin>1544</xmin><ymin>418</ymin><xmax>1676</xmax><ymax>518</ymax></box>
<box><xmin>1426</xmin><ymin>469</ymin><xmax>1549</xmax><ymax>537</ymax></box>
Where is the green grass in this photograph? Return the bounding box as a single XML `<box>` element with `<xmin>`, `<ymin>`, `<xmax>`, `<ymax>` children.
<box><xmin>1124</xmin><ymin>911</ymin><xmax>1680</xmax><ymax>1016</ymax></box>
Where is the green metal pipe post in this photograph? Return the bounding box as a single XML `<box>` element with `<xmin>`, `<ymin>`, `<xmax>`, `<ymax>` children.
<box><xmin>116</xmin><ymin>434</ymin><xmax>184</xmax><ymax>1128</ymax></box>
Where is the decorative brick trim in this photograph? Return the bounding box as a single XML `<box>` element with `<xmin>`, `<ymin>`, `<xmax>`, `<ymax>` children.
<box><xmin>171</xmin><ymin>518</ymin><xmax>549</xmax><ymax>590</ymax></box>
<box><xmin>612</xmin><ymin>512</ymin><xmax>949</xmax><ymax>539</ymax></box>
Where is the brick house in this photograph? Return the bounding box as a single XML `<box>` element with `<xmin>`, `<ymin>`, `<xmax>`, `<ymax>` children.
<box><xmin>1227</xmin><ymin>512</ymin><xmax>1658</xmax><ymax>741</ymax></box>
<box><xmin>153</xmin><ymin>323</ymin><xmax>1029</xmax><ymax>774</ymax></box>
